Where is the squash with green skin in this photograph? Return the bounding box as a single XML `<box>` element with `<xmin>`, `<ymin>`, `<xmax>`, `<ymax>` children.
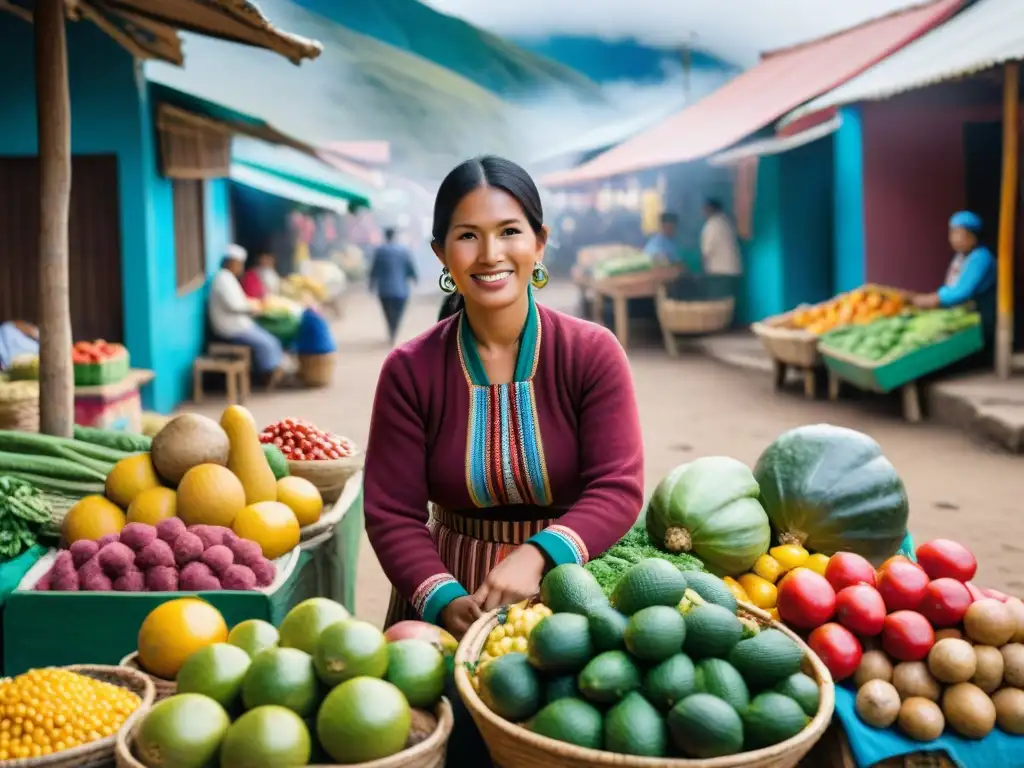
<box><xmin>753</xmin><ymin>424</ymin><xmax>909</xmax><ymax>564</ymax></box>
<box><xmin>646</xmin><ymin>457</ymin><xmax>771</xmax><ymax>577</ymax></box>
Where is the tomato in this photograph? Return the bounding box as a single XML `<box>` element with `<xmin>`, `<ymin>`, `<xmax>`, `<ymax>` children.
<box><xmin>915</xmin><ymin>539</ymin><xmax>977</xmax><ymax>583</ymax></box>
<box><xmin>825</xmin><ymin>552</ymin><xmax>877</xmax><ymax>593</ymax></box>
<box><xmin>881</xmin><ymin>611</ymin><xmax>935</xmax><ymax>661</ymax></box>
<box><xmin>809</xmin><ymin>623</ymin><xmax>863</xmax><ymax>682</ymax></box>
<box><xmin>777</xmin><ymin>568</ymin><xmax>836</xmax><ymax>630</ymax></box>
<box><xmin>835</xmin><ymin>584</ymin><xmax>886</xmax><ymax>637</ymax></box>
<box><xmin>293</xmin><ymin>451</ymin><xmax>305</xmax><ymax>460</ymax></box>
<box><xmin>918</xmin><ymin>578</ymin><xmax>972</xmax><ymax>628</ymax></box>
<box><xmin>877</xmin><ymin>560</ymin><xmax>929</xmax><ymax>612</ymax></box>
<box><xmin>327</xmin><ymin>450</ymin><xmax>340</xmax><ymax>459</ymax></box>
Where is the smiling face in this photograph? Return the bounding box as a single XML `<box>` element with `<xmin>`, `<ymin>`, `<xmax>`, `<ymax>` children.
<box><xmin>949</xmin><ymin>226</ymin><xmax>977</xmax><ymax>254</ymax></box>
<box><xmin>433</xmin><ymin>185</ymin><xmax>547</xmax><ymax>311</ymax></box>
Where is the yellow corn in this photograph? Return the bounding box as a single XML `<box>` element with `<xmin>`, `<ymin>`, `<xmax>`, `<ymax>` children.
<box><xmin>480</xmin><ymin>602</ymin><xmax>550</xmax><ymax>664</ymax></box>
<box><xmin>804</xmin><ymin>553</ymin><xmax>830</xmax><ymax>576</ymax></box>
<box><xmin>769</xmin><ymin>544</ymin><xmax>810</xmax><ymax>571</ymax></box>
<box><xmin>722</xmin><ymin>577</ymin><xmax>751</xmax><ymax>604</ymax></box>
<box><xmin>752</xmin><ymin>555</ymin><xmax>784</xmax><ymax>584</ymax></box>
<box><xmin>738</xmin><ymin>573</ymin><xmax>779</xmax><ymax>610</ymax></box>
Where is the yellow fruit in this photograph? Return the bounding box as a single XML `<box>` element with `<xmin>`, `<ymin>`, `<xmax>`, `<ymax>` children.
<box><xmin>221</xmin><ymin>405</ymin><xmax>277</xmax><ymax>504</ymax></box>
<box><xmin>104</xmin><ymin>453</ymin><xmax>161</xmax><ymax>509</ymax></box>
<box><xmin>176</xmin><ymin>463</ymin><xmax>247</xmax><ymax>528</ymax></box>
<box><xmin>722</xmin><ymin>577</ymin><xmax>751</xmax><ymax>604</ymax></box>
<box><xmin>738</xmin><ymin>573</ymin><xmax>779</xmax><ymax>610</ymax></box>
<box><xmin>768</xmin><ymin>608</ymin><xmax>781</xmax><ymax>622</ymax></box>
<box><xmin>275</xmin><ymin>476</ymin><xmax>323</xmax><ymax>527</ymax></box>
<box><xmin>770</xmin><ymin>544</ymin><xmax>810</xmax><ymax>571</ymax></box>
<box><xmin>137</xmin><ymin>598</ymin><xmax>228</xmax><ymax>680</ymax></box>
<box><xmin>805</xmin><ymin>553</ymin><xmax>831</xmax><ymax>576</ymax></box>
<box><xmin>752</xmin><ymin>555</ymin><xmax>784</xmax><ymax>584</ymax></box>
<box><xmin>232</xmin><ymin>501</ymin><xmax>300</xmax><ymax>560</ymax></box>
<box><xmin>126</xmin><ymin>486</ymin><xmax>178</xmax><ymax>526</ymax></box>
<box><xmin>61</xmin><ymin>495</ymin><xmax>126</xmax><ymax>544</ymax></box>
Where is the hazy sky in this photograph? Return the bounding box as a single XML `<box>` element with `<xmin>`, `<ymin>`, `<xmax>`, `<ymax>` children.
<box><xmin>422</xmin><ymin>0</ymin><xmax>920</xmax><ymax>65</ymax></box>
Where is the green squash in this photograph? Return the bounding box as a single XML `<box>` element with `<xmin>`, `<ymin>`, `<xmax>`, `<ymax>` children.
<box><xmin>647</xmin><ymin>457</ymin><xmax>771</xmax><ymax>577</ymax></box>
<box><xmin>753</xmin><ymin>424</ymin><xmax>909</xmax><ymax>564</ymax></box>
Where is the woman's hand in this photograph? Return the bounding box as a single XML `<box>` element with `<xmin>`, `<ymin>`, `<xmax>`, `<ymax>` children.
<box><xmin>440</xmin><ymin>596</ymin><xmax>482</xmax><ymax>640</ymax></box>
<box><xmin>472</xmin><ymin>544</ymin><xmax>547</xmax><ymax>612</ymax></box>
<box><xmin>912</xmin><ymin>292</ymin><xmax>941</xmax><ymax>309</ymax></box>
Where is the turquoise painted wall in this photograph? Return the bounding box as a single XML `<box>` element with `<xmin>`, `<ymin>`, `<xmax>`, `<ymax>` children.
<box><xmin>833</xmin><ymin>106</ymin><xmax>867</xmax><ymax>293</ymax></box>
<box><xmin>743</xmin><ymin>155</ymin><xmax>785</xmax><ymax>321</ymax></box>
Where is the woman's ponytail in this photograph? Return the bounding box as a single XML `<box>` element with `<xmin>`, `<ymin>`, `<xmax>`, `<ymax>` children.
<box><xmin>438</xmin><ymin>293</ymin><xmax>465</xmax><ymax>321</ymax></box>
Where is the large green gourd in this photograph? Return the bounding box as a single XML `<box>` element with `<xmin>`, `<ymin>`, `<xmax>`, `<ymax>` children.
<box><xmin>753</xmin><ymin>424</ymin><xmax>909</xmax><ymax>564</ymax></box>
<box><xmin>646</xmin><ymin>457</ymin><xmax>771</xmax><ymax>577</ymax></box>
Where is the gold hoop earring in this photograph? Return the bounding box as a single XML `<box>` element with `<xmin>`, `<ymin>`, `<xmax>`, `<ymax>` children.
<box><xmin>531</xmin><ymin>262</ymin><xmax>550</xmax><ymax>290</ymax></box>
<box><xmin>439</xmin><ymin>267</ymin><xmax>457</xmax><ymax>294</ymax></box>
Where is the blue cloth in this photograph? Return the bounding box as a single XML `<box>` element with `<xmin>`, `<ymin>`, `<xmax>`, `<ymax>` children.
<box><xmin>0</xmin><ymin>323</ymin><xmax>39</xmax><ymax>370</ymax></box>
<box><xmin>643</xmin><ymin>233</ymin><xmax>681</xmax><ymax>263</ymax></box>
<box><xmin>224</xmin><ymin>324</ymin><xmax>283</xmax><ymax>374</ymax></box>
<box><xmin>369</xmin><ymin>243</ymin><xmax>418</xmax><ymax>299</ymax></box>
<box><xmin>938</xmin><ymin>246</ymin><xmax>997</xmax><ymax>339</ymax></box>
<box><xmin>295</xmin><ymin>308</ymin><xmax>336</xmax><ymax>355</ymax></box>
<box><xmin>949</xmin><ymin>210</ymin><xmax>983</xmax><ymax>233</ymax></box>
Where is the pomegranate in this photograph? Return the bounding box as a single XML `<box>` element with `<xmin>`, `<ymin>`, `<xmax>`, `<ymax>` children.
<box><xmin>835</xmin><ymin>584</ymin><xmax>887</xmax><ymax>637</ymax></box>
<box><xmin>777</xmin><ymin>568</ymin><xmax>837</xmax><ymax>630</ymax></box>
<box><xmin>809</xmin><ymin>623</ymin><xmax>863</xmax><ymax>682</ymax></box>
<box><xmin>916</xmin><ymin>539</ymin><xmax>977</xmax><ymax>583</ymax></box>
<box><xmin>882</xmin><ymin>611</ymin><xmax>935</xmax><ymax>662</ymax></box>
<box><xmin>918</xmin><ymin>578</ymin><xmax>973</xmax><ymax>628</ymax></box>
<box><xmin>878</xmin><ymin>560</ymin><xmax>930</xmax><ymax>612</ymax></box>
<box><xmin>825</xmin><ymin>552</ymin><xmax>877</xmax><ymax>593</ymax></box>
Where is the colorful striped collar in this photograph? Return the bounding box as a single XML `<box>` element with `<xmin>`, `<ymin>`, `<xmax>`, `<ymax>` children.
<box><xmin>457</xmin><ymin>289</ymin><xmax>541</xmax><ymax>386</ymax></box>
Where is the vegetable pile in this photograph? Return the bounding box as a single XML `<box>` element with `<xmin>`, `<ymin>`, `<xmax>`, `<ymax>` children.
<box><xmin>259</xmin><ymin>419</ymin><xmax>355</xmax><ymax>462</ymax></box>
<box><xmin>788</xmin><ymin>286</ymin><xmax>905</xmax><ymax>335</ymax></box>
<box><xmin>0</xmin><ymin>477</ymin><xmax>52</xmax><ymax>559</ymax></box>
<box><xmin>585</xmin><ymin>525</ymin><xmax>703</xmax><ymax>595</ymax></box>
<box><xmin>70</xmin><ymin>339</ymin><xmax>126</xmax><ymax>365</ymax></box>
<box><xmin>821</xmin><ymin>306</ymin><xmax>980</xmax><ymax>363</ymax></box>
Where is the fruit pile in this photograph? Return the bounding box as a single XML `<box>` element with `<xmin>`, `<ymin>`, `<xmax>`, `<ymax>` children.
<box><xmin>259</xmin><ymin>419</ymin><xmax>355</xmax><ymax>462</ymax></box>
<box><xmin>0</xmin><ymin>668</ymin><xmax>141</xmax><ymax>761</ymax></box>
<box><xmin>472</xmin><ymin>560</ymin><xmax>820</xmax><ymax>759</ymax></box>
<box><xmin>131</xmin><ymin>597</ymin><xmax>449</xmax><ymax>766</ymax></box>
<box><xmin>788</xmin><ymin>287</ymin><xmax>905</xmax><ymax>335</ymax></box>
<box><xmin>71</xmin><ymin>339</ymin><xmax>126</xmax><ymax>365</ymax></box>
<box><xmin>821</xmin><ymin>306</ymin><xmax>980</xmax><ymax>363</ymax></box>
<box><xmin>725</xmin><ymin>543</ymin><xmax>831</xmax><ymax>620</ymax></box>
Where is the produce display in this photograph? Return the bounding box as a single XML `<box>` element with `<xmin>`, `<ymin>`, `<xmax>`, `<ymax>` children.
<box><xmin>131</xmin><ymin>597</ymin><xmax>447</xmax><ymax>766</ymax></box>
<box><xmin>470</xmin><ymin>560</ymin><xmax>821</xmax><ymax>759</ymax></box>
<box><xmin>590</xmin><ymin>250</ymin><xmax>652</xmax><ymax>280</ymax></box>
<box><xmin>584</xmin><ymin>525</ymin><xmax>702</xmax><ymax>594</ymax></box>
<box><xmin>0</xmin><ymin>476</ymin><xmax>54</xmax><ymax>558</ymax></box>
<box><xmin>5</xmin><ymin>354</ymin><xmax>38</xmax><ymax>382</ymax></box>
<box><xmin>789</xmin><ymin>286</ymin><xmax>905</xmax><ymax>335</ymax></box>
<box><xmin>821</xmin><ymin>306</ymin><xmax>981</xmax><ymax>363</ymax></box>
<box><xmin>259</xmin><ymin>419</ymin><xmax>355</xmax><ymax>462</ymax></box>
<box><xmin>72</xmin><ymin>339</ymin><xmax>129</xmax><ymax>386</ymax></box>
<box><xmin>71</xmin><ymin>339</ymin><xmax>127</xmax><ymax>366</ymax></box>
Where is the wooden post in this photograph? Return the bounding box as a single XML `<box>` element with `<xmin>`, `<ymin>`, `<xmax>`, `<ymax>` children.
<box><xmin>995</xmin><ymin>61</ymin><xmax>1020</xmax><ymax>380</ymax></box>
<box><xmin>35</xmin><ymin>0</ymin><xmax>74</xmax><ymax>436</ymax></box>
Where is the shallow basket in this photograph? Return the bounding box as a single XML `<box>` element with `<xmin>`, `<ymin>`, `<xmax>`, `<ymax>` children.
<box><xmin>454</xmin><ymin>603</ymin><xmax>835</xmax><ymax>768</ymax></box>
<box><xmin>0</xmin><ymin>390</ymin><xmax>40</xmax><ymax>432</ymax></box>
<box><xmin>298</xmin><ymin>352</ymin><xmax>337</xmax><ymax>388</ymax></box>
<box><xmin>287</xmin><ymin>452</ymin><xmax>363</xmax><ymax>504</ymax></box>
<box><xmin>6</xmin><ymin>664</ymin><xmax>155</xmax><ymax>768</ymax></box>
<box><xmin>115</xmin><ymin>697</ymin><xmax>454</xmax><ymax>768</ymax></box>
<box><xmin>657</xmin><ymin>289</ymin><xmax>735</xmax><ymax>335</ymax></box>
<box><xmin>118</xmin><ymin>653</ymin><xmax>176</xmax><ymax>701</ymax></box>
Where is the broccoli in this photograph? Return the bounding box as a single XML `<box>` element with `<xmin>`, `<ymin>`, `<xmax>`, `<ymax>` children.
<box><xmin>585</xmin><ymin>525</ymin><xmax>705</xmax><ymax>595</ymax></box>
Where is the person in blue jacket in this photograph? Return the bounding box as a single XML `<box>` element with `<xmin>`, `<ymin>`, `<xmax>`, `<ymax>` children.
<box><xmin>912</xmin><ymin>210</ymin><xmax>997</xmax><ymax>340</ymax></box>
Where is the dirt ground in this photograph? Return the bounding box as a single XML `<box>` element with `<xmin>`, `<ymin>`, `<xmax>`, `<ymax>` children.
<box><xmin>188</xmin><ymin>282</ymin><xmax>1024</xmax><ymax>628</ymax></box>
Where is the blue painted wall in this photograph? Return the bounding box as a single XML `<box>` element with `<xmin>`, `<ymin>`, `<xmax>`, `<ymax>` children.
<box><xmin>833</xmin><ymin>106</ymin><xmax>867</xmax><ymax>293</ymax></box>
<box><xmin>743</xmin><ymin>156</ymin><xmax>786</xmax><ymax>321</ymax></box>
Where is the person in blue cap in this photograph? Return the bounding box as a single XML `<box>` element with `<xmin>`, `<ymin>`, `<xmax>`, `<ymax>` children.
<box><xmin>911</xmin><ymin>210</ymin><xmax>996</xmax><ymax>338</ymax></box>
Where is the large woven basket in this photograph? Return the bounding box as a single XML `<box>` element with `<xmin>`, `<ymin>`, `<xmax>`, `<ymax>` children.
<box><xmin>115</xmin><ymin>697</ymin><xmax>454</xmax><ymax>768</ymax></box>
<box><xmin>298</xmin><ymin>352</ymin><xmax>337</xmax><ymax>388</ymax></box>
<box><xmin>0</xmin><ymin>383</ymin><xmax>40</xmax><ymax>432</ymax></box>
<box><xmin>454</xmin><ymin>603</ymin><xmax>835</xmax><ymax>768</ymax></box>
<box><xmin>288</xmin><ymin>452</ymin><xmax>363</xmax><ymax>504</ymax></box>
<box><xmin>4</xmin><ymin>664</ymin><xmax>155</xmax><ymax>768</ymax></box>
<box><xmin>657</xmin><ymin>288</ymin><xmax>735</xmax><ymax>335</ymax></box>
<box><xmin>118</xmin><ymin>653</ymin><xmax>176</xmax><ymax>702</ymax></box>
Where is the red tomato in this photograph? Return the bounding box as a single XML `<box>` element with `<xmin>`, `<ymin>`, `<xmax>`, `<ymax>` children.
<box><xmin>918</xmin><ymin>578</ymin><xmax>972</xmax><ymax>628</ymax></box>
<box><xmin>777</xmin><ymin>568</ymin><xmax>837</xmax><ymax>629</ymax></box>
<box><xmin>916</xmin><ymin>539</ymin><xmax>977</xmax><ymax>583</ymax></box>
<box><xmin>877</xmin><ymin>560</ymin><xmax>929</xmax><ymax>612</ymax></box>
<box><xmin>809</xmin><ymin>623</ymin><xmax>863</xmax><ymax>682</ymax></box>
<box><xmin>825</xmin><ymin>552</ymin><xmax>877</xmax><ymax>593</ymax></box>
<box><xmin>835</xmin><ymin>584</ymin><xmax>886</xmax><ymax>636</ymax></box>
<box><xmin>882</xmin><ymin>611</ymin><xmax>935</xmax><ymax>661</ymax></box>
<box><xmin>876</xmin><ymin>555</ymin><xmax>912</xmax><ymax>579</ymax></box>
<box><xmin>965</xmin><ymin>581</ymin><xmax>988</xmax><ymax>603</ymax></box>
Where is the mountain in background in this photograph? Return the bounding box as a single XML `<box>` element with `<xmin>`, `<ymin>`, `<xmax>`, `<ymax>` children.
<box><xmin>290</xmin><ymin>0</ymin><xmax>604</xmax><ymax>102</ymax></box>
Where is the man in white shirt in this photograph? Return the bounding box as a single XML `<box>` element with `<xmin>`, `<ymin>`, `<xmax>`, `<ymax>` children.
<box><xmin>209</xmin><ymin>244</ymin><xmax>284</xmax><ymax>382</ymax></box>
<box><xmin>700</xmin><ymin>198</ymin><xmax>743</xmax><ymax>278</ymax></box>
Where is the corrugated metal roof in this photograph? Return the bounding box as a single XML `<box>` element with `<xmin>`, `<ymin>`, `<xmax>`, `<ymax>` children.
<box><xmin>541</xmin><ymin>0</ymin><xmax>963</xmax><ymax>188</ymax></box>
<box><xmin>783</xmin><ymin>0</ymin><xmax>1024</xmax><ymax>125</ymax></box>
<box><xmin>708</xmin><ymin>116</ymin><xmax>842</xmax><ymax>166</ymax></box>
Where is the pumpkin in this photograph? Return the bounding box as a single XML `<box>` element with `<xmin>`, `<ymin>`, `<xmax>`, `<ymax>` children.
<box><xmin>753</xmin><ymin>424</ymin><xmax>909</xmax><ymax>565</ymax></box>
<box><xmin>646</xmin><ymin>456</ymin><xmax>771</xmax><ymax>576</ymax></box>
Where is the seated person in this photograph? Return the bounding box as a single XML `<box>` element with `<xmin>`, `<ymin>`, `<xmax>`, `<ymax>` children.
<box><xmin>643</xmin><ymin>212</ymin><xmax>683</xmax><ymax>265</ymax></box>
<box><xmin>0</xmin><ymin>321</ymin><xmax>39</xmax><ymax>371</ymax></box>
<box><xmin>241</xmin><ymin>252</ymin><xmax>282</xmax><ymax>300</ymax></box>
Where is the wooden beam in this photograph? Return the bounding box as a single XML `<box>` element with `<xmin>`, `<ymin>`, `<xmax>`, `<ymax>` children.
<box><xmin>35</xmin><ymin>0</ymin><xmax>74</xmax><ymax>437</ymax></box>
<box><xmin>996</xmin><ymin>61</ymin><xmax>1020</xmax><ymax>379</ymax></box>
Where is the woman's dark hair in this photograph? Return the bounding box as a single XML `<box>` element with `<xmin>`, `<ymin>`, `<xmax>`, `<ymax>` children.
<box><xmin>704</xmin><ymin>197</ymin><xmax>723</xmax><ymax>213</ymax></box>
<box><xmin>434</xmin><ymin>156</ymin><xmax>544</xmax><ymax>321</ymax></box>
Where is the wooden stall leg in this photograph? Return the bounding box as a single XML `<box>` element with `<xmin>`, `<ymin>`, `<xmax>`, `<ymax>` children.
<box><xmin>661</xmin><ymin>325</ymin><xmax>679</xmax><ymax>358</ymax></box>
<box><xmin>591</xmin><ymin>294</ymin><xmax>604</xmax><ymax>324</ymax></box>
<box><xmin>613</xmin><ymin>296</ymin><xmax>629</xmax><ymax>349</ymax></box>
<box><xmin>828</xmin><ymin>372</ymin><xmax>841</xmax><ymax>402</ymax></box>
<box><xmin>240</xmin><ymin>368</ymin><xmax>251</xmax><ymax>404</ymax></box>
<box><xmin>772</xmin><ymin>361</ymin><xmax>788</xmax><ymax>391</ymax></box>
<box><xmin>803</xmin><ymin>368</ymin><xmax>817</xmax><ymax>400</ymax></box>
<box><xmin>901</xmin><ymin>383</ymin><xmax>923</xmax><ymax>423</ymax></box>
<box><xmin>226</xmin><ymin>370</ymin><xmax>238</xmax><ymax>405</ymax></box>
<box><xmin>193</xmin><ymin>367</ymin><xmax>204</xmax><ymax>404</ymax></box>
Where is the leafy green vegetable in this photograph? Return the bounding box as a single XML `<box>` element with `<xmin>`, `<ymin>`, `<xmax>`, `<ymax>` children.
<box><xmin>585</xmin><ymin>525</ymin><xmax>704</xmax><ymax>595</ymax></box>
<box><xmin>0</xmin><ymin>476</ymin><xmax>52</xmax><ymax>559</ymax></box>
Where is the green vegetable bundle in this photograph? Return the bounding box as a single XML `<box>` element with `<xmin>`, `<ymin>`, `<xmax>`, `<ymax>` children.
<box><xmin>0</xmin><ymin>476</ymin><xmax>53</xmax><ymax>559</ymax></box>
<box><xmin>585</xmin><ymin>525</ymin><xmax>704</xmax><ymax>595</ymax></box>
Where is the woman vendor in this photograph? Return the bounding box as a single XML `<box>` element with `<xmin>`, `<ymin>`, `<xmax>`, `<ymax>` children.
<box><xmin>364</xmin><ymin>156</ymin><xmax>645</xmax><ymax>639</ymax></box>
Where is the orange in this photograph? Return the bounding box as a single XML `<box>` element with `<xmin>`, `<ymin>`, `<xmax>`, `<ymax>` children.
<box><xmin>176</xmin><ymin>464</ymin><xmax>246</xmax><ymax>528</ymax></box>
<box><xmin>62</xmin><ymin>495</ymin><xmax>126</xmax><ymax>544</ymax></box>
<box><xmin>233</xmin><ymin>502</ymin><xmax>300</xmax><ymax>560</ymax></box>
<box><xmin>275</xmin><ymin>476</ymin><xmax>323</xmax><ymax>527</ymax></box>
<box><xmin>137</xmin><ymin>598</ymin><xmax>228</xmax><ymax>680</ymax></box>
<box><xmin>105</xmin><ymin>453</ymin><xmax>161</xmax><ymax>509</ymax></box>
<box><xmin>127</xmin><ymin>486</ymin><xmax>178</xmax><ymax>526</ymax></box>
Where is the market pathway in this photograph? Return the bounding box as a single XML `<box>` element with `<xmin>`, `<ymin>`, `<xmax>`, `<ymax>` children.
<box><xmin>187</xmin><ymin>282</ymin><xmax>1024</xmax><ymax>628</ymax></box>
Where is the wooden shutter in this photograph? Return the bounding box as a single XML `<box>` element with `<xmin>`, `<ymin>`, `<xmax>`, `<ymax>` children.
<box><xmin>173</xmin><ymin>179</ymin><xmax>206</xmax><ymax>293</ymax></box>
<box><xmin>157</xmin><ymin>104</ymin><xmax>231</xmax><ymax>180</ymax></box>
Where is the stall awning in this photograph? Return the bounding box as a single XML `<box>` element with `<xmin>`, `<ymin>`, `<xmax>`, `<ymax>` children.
<box><xmin>230</xmin><ymin>165</ymin><xmax>355</xmax><ymax>213</ymax></box>
<box><xmin>541</xmin><ymin>0</ymin><xmax>963</xmax><ymax>188</ymax></box>
<box><xmin>783</xmin><ymin>0</ymin><xmax>1024</xmax><ymax>126</ymax></box>
<box><xmin>708</xmin><ymin>116</ymin><xmax>842</xmax><ymax>166</ymax></box>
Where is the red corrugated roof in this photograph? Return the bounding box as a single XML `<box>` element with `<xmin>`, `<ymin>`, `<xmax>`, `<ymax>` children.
<box><xmin>542</xmin><ymin>0</ymin><xmax>964</xmax><ymax>188</ymax></box>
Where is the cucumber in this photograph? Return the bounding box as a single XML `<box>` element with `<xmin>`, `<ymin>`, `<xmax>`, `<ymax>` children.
<box><xmin>742</xmin><ymin>692</ymin><xmax>809</xmax><ymax>749</ymax></box>
<box><xmin>73</xmin><ymin>425</ymin><xmax>151</xmax><ymax>453</ymax></box>
<box><xmin>611</xmin><ymin>559</ymin><xmax>688</xmax><ymax>616</ymax></box>
<box><xmin>683</xmin><ymin>604</ymin><xmax>745</xmax><ymax>659</ymax></box>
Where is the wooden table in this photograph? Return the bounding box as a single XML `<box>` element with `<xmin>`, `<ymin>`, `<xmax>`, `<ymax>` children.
<box><xmin>587</xmin><ymin>267</ymin><xmax>684</xmax><ymax>350</ymax></box>
<box><xmin>74</xmin><ymin>369</ymin><xmax>153</xmax><ymax>432</ymax></box>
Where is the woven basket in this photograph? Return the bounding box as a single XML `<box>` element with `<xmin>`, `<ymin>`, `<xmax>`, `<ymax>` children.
<box><xmin>118</xmin><ymin>653</ymin><xmax>176</xmax><ymax>701</ymax></box>
<box><xmin>3</xmin><ymin>664</ymin><xmax>155</xmax><ymax>768</ymax></box>
<box><xmin>115</xmin><ymin>698</ymin><xmax>454</xmax><ymax>768</ymax></box>
<box><xmin>657</xmin><ymin>288</ymin><xmax>735</xmax><ymax>335</ymax></box>
<box><xmin>454</xmin><ymin>603</ymin><xmax>834</xmax><ymax>768</ymax></box>
<box><xmin>298</xmin><ymin>353</ymin><xmax>337</xmax><ymax>388</ymax></box>
<box><xmin>288</xmin><ymin>452</ymin><xmax>363</xmax><ymax>504</ymax></box>
<box><xmin>0</xmin><ymin>388</ymin><xmax>40</xmax><ymax>432</ymax></box>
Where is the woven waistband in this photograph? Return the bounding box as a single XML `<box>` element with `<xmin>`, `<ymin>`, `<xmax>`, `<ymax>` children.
<box><xmin>428</xmin><ymin>505</ymin><xmax>556</xmax><ymax>545</ymax></box>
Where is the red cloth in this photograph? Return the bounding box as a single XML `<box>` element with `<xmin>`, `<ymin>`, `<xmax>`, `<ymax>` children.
<box><xmin>240</xmin><ymin>269</ymin><xmax>266</xmax><ymax>300</ymax></box>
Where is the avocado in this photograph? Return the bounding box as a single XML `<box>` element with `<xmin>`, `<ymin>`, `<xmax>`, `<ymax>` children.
<box><xmin>529</xmin><ymin>698</ymin><xmax>603</xmax><ymax>749</ymax></box>
<box><xmin>540</xmin><ymin>564</ymin><xmax>608</xmax><ymax>615</ymax></box>
<box><xmin>611</xmin><ymin>559</ymin><xmax>688</xmax><ymax>616</ymax></box>
<box><xmin>668</xmin><ymin>693</ymin><xmax>744</xmax><ymax>758</ymax></box>
<box><xmin>527</xmin><ymin>613</ymin><xmax>593</xmax><ymax>673</ymax></box>
<box><xmin>586</xmin><ymin>605</ymin><xmax>629</xmax><ymax>652</ymax></box>
<box><xmin>624</xmin><ymin>605</ymin><xmax>686</xmax><ymax>663</ymax></box>
<box><xmin>682</xmin><ymin>572</ymin><xmax>738</xmax><ymax>613</ymax></box>
<box><xmin>774</xmin><ymin>673</ymin><xmax>820</xmax><ymax>717</ymax></box>
<box><xmin>642</xmin><ymin>653</ymin><xmax>696</xmax><ymax>711</ymax></box>
<box><xmin>728</xmin><ymin>629</ymin><xmax>805</xmax><ymax>689</ymax></box>
<box><xmin>682</xmin><ymin>604</ymin><xmax>745</xmax><ymax>659</ymax></box>
<box><xmin>578</xmin><ymin>651</ymin><xmax>641</xmax><ymax>705</ymax></box>
<box><xmin>693</xmin><ymin>658</ymin><xmax>750</xmax><ymax>711</ymax></box>
<box><xmin>544</xmin><ymin>675</ymin><xmax>580</xmax><ymax>704</ymax></box>
<box><xmin>742</xmin><ymin>692</ymin><xmax>809</xmax><ymax>749</ymax></box>
<box><xmin>604</xmin><ymin>692</ymin><xmax>668</xmax><ymax>757</ymax></box>
<box><xmin>478</xmin><ymin>652</ymin><xmax>542</xmax><ymax>722</ymax></box>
